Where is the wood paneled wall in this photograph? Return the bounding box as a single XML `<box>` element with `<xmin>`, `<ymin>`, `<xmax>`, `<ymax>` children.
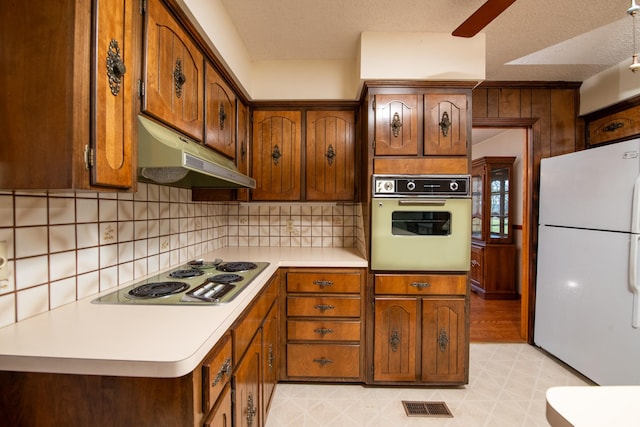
<box><xmin>471</xmin><ymin>82</ymin><xmax>584</xmax><ymax>341</ymax></box>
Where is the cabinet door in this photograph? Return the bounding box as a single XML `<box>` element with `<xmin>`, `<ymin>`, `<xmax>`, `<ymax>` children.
<box><xmin>373</xmin><ymin>298</ymin><xmax>417</xmax><ymax>382</ymax></box>
<box><xmin>306</xmin><ymin>110</ymin><xmax>355</xmax><ymax>200</ymax></box>
<box><xmin>93</xmin><ymin>0</ymin><xmax>138</xmax><ymax>189</ymax></box>
<box><xmin>424</xmin><ymin>94</ymin><xmax>467</xmax><ymax>156</ymax></box>
<box><xmin>470</xmin><ymin>245</ymin><xmax>484</xmax><ymax>289</ymax></box>
<box><xmin>252</xmin><ymin>111</ymin><xmax>302</xmax><ymax>200</ymax></box>
<box><xmin>234</xmin><ymin>331</ymin><xmax>262</xmax><ymax>427</ymax></box>
<box><xmin>143</xmin><ymin>0</ymin><xmax>204</xmax><ymax>141</ymax></box>
<box><xmin>422</xmin><ymin>298</ymin><xmax>466</xmax><ymax>383</ymax></box>
<box><xmin>373</xmin><ymin>94</ymin><xmax>419</xmax><ymax>156</ymax></box>
<box><xmin>203</xmin><ymin>383</ymin><xmax>232</xmax><ymax>427</ymax></box>
<box><xmin>262</xmin><ymin>302</ymin><xmax>278</xmax><ymax>423</ymax></box>
<box><xmin>204</xmin><ymin>62</ymin><xmax>236</xmax><ymax>158</ymax></box>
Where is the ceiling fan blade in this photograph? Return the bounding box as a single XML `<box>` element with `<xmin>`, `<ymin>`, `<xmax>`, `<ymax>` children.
<box><xmin>452</xmin><ymin>0</ymin><xmax>517</xmax><ymax>38</ymax></box>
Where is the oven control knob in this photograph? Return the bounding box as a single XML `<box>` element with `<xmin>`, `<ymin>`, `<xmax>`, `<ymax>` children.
<box><xmin>449</xmin><ymin>181</ymin><xmax>459</xmax><ymax>191</ymax></box>
<box><xmin>407</xmin><ymin>181</ymin><xmax>416</xmax><ymax>191</ymax></box>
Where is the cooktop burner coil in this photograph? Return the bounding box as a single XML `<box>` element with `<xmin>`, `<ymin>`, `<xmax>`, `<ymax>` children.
<box><xmin>168</xmin><ymin>269</ymin><xmax>204</xmax><ymax>279</ymax></box>
<box><xmin>127</xmin><ymin>282</ymin><xmax>189</xmax><ymax>299</ymax></box>
<box><xmin>207</xmin><ymin>273</ymin><xmax>243</xmax><ymax>284</ymax></box>
<box><xmin>216</xmin><ymin>262</ymin><xmax>258</xmax><ymax>273</ymax></box>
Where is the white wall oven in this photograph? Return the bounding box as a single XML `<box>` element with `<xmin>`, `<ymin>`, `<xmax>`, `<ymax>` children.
<box><xmin>371</xmin><ymin>175</ymin><xmax>471</xmax><ymax>271</ymax></box>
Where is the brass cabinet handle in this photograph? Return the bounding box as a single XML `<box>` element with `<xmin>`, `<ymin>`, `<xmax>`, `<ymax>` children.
<box><xmin>246</xmin><ymin>392</ymin><xmax>257</xmax><ymax>427</ymax></box>
<box><xmin>267</xmin><ymin>344</ymin><xmax>274</xmax><ymax>370</ymax></box>
<box><xmin>313</xmin><ymin>280</ymin><xmax>334</xmax><ymax>289</ymax></box>
<box><xmin>390</xmin><ymin>111</ymin><xmax>402</xmax><ymax>137</ymax></box>
<box><xmin>313</xmin><ymin>327</ymin><xmax>334</xmax><ymax>337</ymax></box>
<box><xmin>212</xmin><ymin>358</ymin><xmax>232</xmax><ymax>386</ymax></box>
<box><xmin>438</xmin><ymin>328</ymin><xmax>450</xmax><ymax>352</ymax></box>
<box><xmin>410</xmin><ymin>282</ymin><xmax>431</xmax><ymax>290</ymax></box>
<box><xmin>325</xmin><ymin>144</ymin><xmax>336</xmax><ymax>165</ymax></box>
<box><xmin>106</xmin><ymin>39</ymin><xmax>126</xmax><ymax>96</ymax></box>
<box><xmin>313</xmin><ymin>357</ymin><xmax>333</xmax><ymax>367</ymax></box>
<box><xmin>439</xmin><ymin>111</ymin><xmax>452</xmax><ymax>136</ymax></box>
<box><xmin>272</xmin><ymin>144</ymin><xmax>282</xmax><ymax>165</ymax></box>
<box><xmin>390</xmin><ymin>328</ymin><xmax>400</xmax><ymax>352</ymax></box>
<box><xmin>603</xmin><ymin>122</ymin><xmax>624</xmax><ymax>132</ymax></box>
<box><xmin>219</xmin><ymin>103</ymin><xmax>227</xmax><ymax>130</ymax></box>
<box><xmin>314</xmin><ymin>304</ymin><xmax>335</xmax><ymax>312</ymax></box>
<box><xmin>471</xmin><ymin>260</ymin><xmax>481</xmax><ymax>267</ymax></box>
<box><xmin>173</xmin><ymin>58</ymin><xmax>186</xmax><ymax>98</ymax></box>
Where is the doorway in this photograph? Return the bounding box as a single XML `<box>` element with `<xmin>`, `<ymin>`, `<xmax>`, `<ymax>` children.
<box><xmin>470</xmin><ymin>126</ymin><xmax>528</xmax><ymax>342</ymax></box>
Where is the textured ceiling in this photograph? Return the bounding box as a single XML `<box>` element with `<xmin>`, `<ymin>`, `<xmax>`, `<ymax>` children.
<box><xmin>221</xmin><ymin>0</ymin><xmax>635</xmax><ymax>81</ymax></box>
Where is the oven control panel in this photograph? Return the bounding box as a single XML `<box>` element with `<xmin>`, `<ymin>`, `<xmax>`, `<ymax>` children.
<box><xmin>373</xmin><ymin>174</ymin><xmax>470</xmax><ymax>197</ymax></box>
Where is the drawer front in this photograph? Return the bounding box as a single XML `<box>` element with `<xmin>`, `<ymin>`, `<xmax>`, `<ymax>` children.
<box><xmin>588</xmin><ymin>105</ymin><xmax>640</xmax><ymax>146</ymax></box>
<box><xmin>202</xmin><ymin>333</ymin><xmax>232</xmax><ymax>413</ymax></box>
<box><xmin>286</xmin><ymin>344</ymin><xmax>360</xmax><ymax>378</ymax></box>
<box><xmin>287</xmin><ymin>319</ymin><xmax>361</xmax><ymax>341</ymax></box>
<box><xmin>375</xmin><ymin>274</ymin><xmax>466</xmax><ymax>295</ymax></box>
<box><xmin>287</xmin><ymin>271</ymin><xmax>362</xmax><ymax>294</ymax></box>
<box><xmin>287</xmin><ymin>296</ymin><xmax>361</xmax><ymax>317</ymax></box>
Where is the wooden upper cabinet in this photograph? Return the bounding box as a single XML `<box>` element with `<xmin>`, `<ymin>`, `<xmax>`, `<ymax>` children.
<box><xmin>374</xmin><ymin>94</ymin><xmax>419</xmax><ymax>156</ymax></box>
<box><xmin>252</xmin><ymin>111</ymin><xmax>302</xmax><ymax>201</ymax></box>
<box><xmin>1</xmin><ymin>0</ymin><xmax>139</xmax><ymax>191</ymax></box>
<box><xmin>204</xmin><ymin>62</ymin><xmax>236</xmax><ymax>158</ymax></box>
<box><xmin>424</xmin><ymin>94</ymin><xmax>468</xmax><ymax>156</ymax></box>
<box><xmin>306</xmin><ymin>110</ymin><xmax>356</xmax><ymax>200</ymax></box>
<box><xmin>143</xmin><ymin>0</ymin><xmax>204</xmax><ymax>141</ymax></box>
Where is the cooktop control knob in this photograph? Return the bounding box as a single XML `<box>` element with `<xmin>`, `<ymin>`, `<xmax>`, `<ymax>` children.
<box><xmin>406</xmin><ymin>181</ymin><xmax>416</xmax><ymax>191</ymax></box>
<box><xmin>450</xmin><ymin>181</ymin><xmax>459</xmax><ymax>191</ymax></box>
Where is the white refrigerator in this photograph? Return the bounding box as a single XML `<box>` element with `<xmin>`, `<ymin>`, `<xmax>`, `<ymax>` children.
<box><xmin>535</xmin><ymin>139</ymin><xmax>640</xmax><ymax>385</ymax></box>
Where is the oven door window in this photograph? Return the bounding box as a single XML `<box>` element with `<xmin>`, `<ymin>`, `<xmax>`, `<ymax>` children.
<box><xmin>391</xmin><ymin>211</ymin><xmax>451</xmax><ymax>236</ymax></box>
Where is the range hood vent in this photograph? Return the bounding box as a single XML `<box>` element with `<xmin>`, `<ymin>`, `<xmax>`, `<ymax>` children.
<box><xmin>137</xmin><ymin>115</ymin><xmax>256</xmax><ymax>189</ymax></box>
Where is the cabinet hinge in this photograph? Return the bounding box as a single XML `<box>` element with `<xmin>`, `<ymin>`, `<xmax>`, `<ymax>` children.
<box><xmin>139</xmin><ymin>0</ymin><xmax>146</xmax><ymax>14</ymax></box>
<box><xmin>138</xmin><ymin>80</ymin><xmax>145</xmax><ymax>98</ymax></box>
<box><xmin>372</xmin><ymin>139</ymin><xmax>376</xmax><ymax>150</ymax></box>
<box><xmin>84</xmin><ymin>145</ymin><xmax>95</xmax><ymax>169</ymax></box>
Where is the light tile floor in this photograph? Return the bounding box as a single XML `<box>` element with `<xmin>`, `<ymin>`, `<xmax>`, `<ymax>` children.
<box><xmin>265</xmin><ymin>343</ymin><xmax>591</xmax><ymax>427</ymax></box>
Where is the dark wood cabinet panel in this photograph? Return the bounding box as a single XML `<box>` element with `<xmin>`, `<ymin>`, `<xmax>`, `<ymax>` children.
<box><xmin>424</xmin><ymin>93</ymin><xmax>468</xmax><ymax>156</ymax></box>
<box><xmin>422</xmin><ymin>298</ymin><xmax>466</xmax><ymax>383</ymax></box>
<box><xmin>204</xmin><ymin>62</ymin><xmax>236</xmax><ymax>158</ymax></box>
<box><xmin>373</xmin><ymin>94</ymin><xmax>420</xmax><ymax>155</ymax></box>
<box><xmin>251</xmin><ymin>110</ymin><xmax>302</xmax><ymax>200</ymax></box>
<box><xmin>234</xmin><ymin>331</ymin><xmax>262</xmax><ymax>427</ymax></box>
<box><xmin>306</xmin><ymin>110</ymin><xmax>356</xmax><ymax>200</ymax></box>
<box><xmin>143</xmin><ymin>0</ymin><xmax>204</xmax><ymax>141</ymax></box>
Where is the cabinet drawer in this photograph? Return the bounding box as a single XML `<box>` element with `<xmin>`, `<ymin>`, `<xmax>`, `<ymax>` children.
<box><xmin>201</xmin><ymin>333</ymin><xmax>232</xmax><ymax>413</ymax></box>
<box><xmin>287</xmin><ymin>319</ymin><xmax>361</xmax><ymax>341</ymax></box>
<box><xmin>470</xmin><ymin>245</ymin><xmax>484</xmax><ymax>285</ymax></box>
<box><xmin>286</xmin><ymin>344</ymin><xmax>360</xmax><ymax>378</ymax></box>
<box><xmin>286</xmin><ymin>271</ymin><xmax>361</xmax><ymax>293</ymax></box>
<box><xmin>375</xmin><ymin>274</ymin><xmax>466</xmax><ymax>295</ymax></box>
<box><xmin>287</xmin><ymin>296</ymin><xmax>361</xmax><ymax>317</ymax></box>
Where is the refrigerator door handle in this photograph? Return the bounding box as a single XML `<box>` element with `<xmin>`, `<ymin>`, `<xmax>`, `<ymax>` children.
<box><xmin>629</xmin><ymin>235</ymin><xmax>640</xmax><ymax>328</ymax></box>
<box><xmin>632</xmin><ymin>174</ymin><xmax>640</xmax><ymax>234</ymax></box>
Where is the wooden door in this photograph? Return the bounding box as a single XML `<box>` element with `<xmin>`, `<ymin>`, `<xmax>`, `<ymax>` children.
<box><xmin>424</xmin><ymin>94</ymin><xmax>467</xmax><ymax>156</ymax></box>
<box><xmin>234</xmin><ymin>331</ymin><xmax>262</xmax><ymax>427</ymax></box>
<box><xmin>92</xmin><ymin>0</ymin><xmax>139</xmax><ymax>189</ymax></box>
<box><xmin>262</xmin><ymin>302</ymin><xmax>278</xmax><ymax>422</ymax></box>
<box><xmin>373</xmin><ymin>298</ymin><xmax>417</xmax><ymax>382</ymax></box>
<box><xmin>143</xmin><ymin>0</ymin><xmax>204</xmax><ymax>140</ymax></box>
<box><xmin>421</xmin><ymin>298</ymin><xmax>466</xmax><ymax>383</ymax></box>
<box><xmin>373</xmin><ymin>94</ymin><xmax>419</xmax><ymax>156</ymax></box>
<box><xmin>306</xmin><ymin>110</ymin><xmax>355</xmax><ymax>200</ymax></box>
<box><xmin>204</xmin><ymin>61</ymin><xmax>236</xmax><ymax>158</ymax></box>
<box><xmin>251</xmin><ymin>110</ymin><xmax>302</xmax><ymax>200</ymax></box>
<box><xmin>203</xmin><ymin>383</ymin><xmax>232</xmax><ymax>427</ymax></box>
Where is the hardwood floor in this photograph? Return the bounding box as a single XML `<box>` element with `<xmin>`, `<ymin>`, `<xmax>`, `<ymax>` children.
<box><xmin>470</xmin><ymin>291</ymin><xmax>524</xmax><ymax>342</ymax></box>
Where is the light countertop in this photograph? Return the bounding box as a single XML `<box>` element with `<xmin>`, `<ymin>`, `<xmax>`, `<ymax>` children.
<box><xmin>546</xmin><ymin>386</ymin><xmax>640</xmax><ymax>426</ymax></box>
<box><xmin>0</xmin><ymin>247</ymin><xmax>367</xmax><ymax>378</ymax></box>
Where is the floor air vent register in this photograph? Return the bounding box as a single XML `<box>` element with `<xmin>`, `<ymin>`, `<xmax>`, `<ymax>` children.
<box><xmin>401</xmin><ymin>401</ymin><xmax>453</xmax><ymax>418</ymax></box>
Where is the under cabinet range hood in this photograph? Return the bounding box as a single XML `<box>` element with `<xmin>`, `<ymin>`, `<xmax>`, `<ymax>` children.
<box><xmin>137</xmin><ymin>115</ymin><xmax>256</xmax><ymax>189</ymax></box>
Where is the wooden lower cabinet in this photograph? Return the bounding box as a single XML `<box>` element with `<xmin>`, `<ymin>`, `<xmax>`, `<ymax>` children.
<box><xmin>281</xmin><ymin>268</ymin><xmax>365</xmax><ymax>382</ymax></box>
<box><xmin>470</xmin><ymin>243</ymin><xmax>518</xmax><ymax>299</ymax></box>
<box><xmin>234</xmin><ymin>331</ymin><xmax>262</xmax><ymax>427</ymax></box>
<box><xmin>371</xmin><ymin>274</ymin><xmax>469</xmax><ymax>385</ymax></box>
<box><xmin>203</xmin><ymin>383</ymin><xmax>232</xmax><ymax>427</ymax></box>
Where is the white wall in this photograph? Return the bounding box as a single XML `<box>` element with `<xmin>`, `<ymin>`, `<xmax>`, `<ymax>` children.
<box><xmin>472</xmin><ymin>129</ymin><xmax>526</xmax><ymax>294</ymax></box>
<box><xmin>580</xmin><ymin>57</ymin><xmax>640</xmax><ymax>114</ymax></box>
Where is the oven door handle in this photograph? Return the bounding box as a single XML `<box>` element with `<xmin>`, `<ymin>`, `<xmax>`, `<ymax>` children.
<box><xmin>398</xmin><ymin>199</ymin><xmax>447</xmax><ymax>206</ymax></box>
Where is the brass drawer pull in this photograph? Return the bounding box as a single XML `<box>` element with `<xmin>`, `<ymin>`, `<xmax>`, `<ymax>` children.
<box><xmin>410</xmin><ymin>282</ymin><xmax>431</xmax><ymax>290</ymax></box>
<box><xmin>471</xmin><ymin>260</ymin><xmax>481</xmax><ymax>267</ymax></box>
<box><xmin>313</xmin><ymin>280</ymin><xmax>334</xmax><ymax>289</ymax></box>
<box><xmin>313</xmin><ymin>327</ymin><xmax>335</xmax><ymax>336</ymax></box>
<box><xmin>313</xmin><ymin>357</ymin><xmax>334</xmax><ymax>367</ymax></box>
<box><xmin>603</xmin><ymin>122</ymin><xmax>624</xmax><ymax>132</ymax></box>
<box><xmin>314</xmin><ymin>304</ymin><xmax>335</xmax><ymax>312</ymax></box>
<box><xmin>212</xmin><ymin>358</ymin><xmax>232</xmax><ymax>386</ymax></box>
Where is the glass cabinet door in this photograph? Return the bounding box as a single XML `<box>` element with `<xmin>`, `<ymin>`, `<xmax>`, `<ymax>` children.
<box><xmin>489</xmin><ymin>167</ymin><xmax>510</xmax><ymax>240</ymax></box>
<box><xmin>471</xmin><ymin>175</ymin><xmax>483</xmax><ymax>240</ymax></box>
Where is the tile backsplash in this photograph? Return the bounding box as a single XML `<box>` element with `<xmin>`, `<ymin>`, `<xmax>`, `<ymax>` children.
<box><xmin>0</xmin><ymin>184</ymin><xmax>365</xmax><ymax>327</ymax></box>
